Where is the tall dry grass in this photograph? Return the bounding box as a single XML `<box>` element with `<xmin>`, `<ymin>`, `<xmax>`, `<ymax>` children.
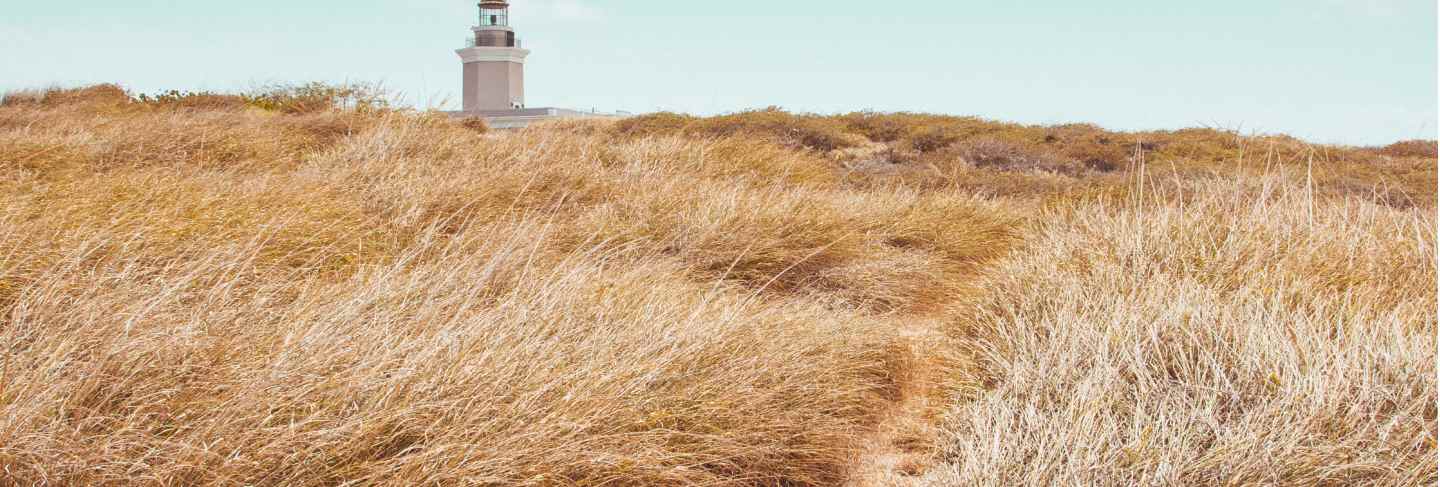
<box><xmin>0</xmin><ymin>85</ymin><xmax>1433</xmax><ymax>485</ymax></box>
<box><xmin>0</xmin><ymin>86</ymin><xmax>1016</xmax><ymax>485</ymax></box>
<box><xmin>924</xmin><ymin>176</ymin><xmax>1437</xmax><ymax>485</ymax></box>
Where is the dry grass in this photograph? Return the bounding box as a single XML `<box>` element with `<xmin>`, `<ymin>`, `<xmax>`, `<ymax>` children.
<box><xmin>0</xmin><ymin>85</ymin><xmax>1434</xmax><ymax>485</ymax></box>
<box><xmin>613</xmin><ymin>108</ymin><xmax>863</xmax><ymax>152</ymax></box>
<box><xmin>0</xmin><ymin>86</ymin><xmax>1009</xmax><ymax>485</ymax></box>
<box><xmin>923</xmin><ymin>175</ymin><xmax>1437</xmax><ymax>485</ymax></box>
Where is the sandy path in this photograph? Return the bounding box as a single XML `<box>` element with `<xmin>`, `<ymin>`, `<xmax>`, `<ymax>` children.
<box><xmin>846</xmin><ymin>317</ymin><xmax>963</xmax><ymax>486</ymax></box>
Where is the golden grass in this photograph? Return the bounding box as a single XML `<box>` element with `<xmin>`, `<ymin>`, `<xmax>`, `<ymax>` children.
<box><xmin>924</xmin><ymin>176</ymin><xmax>1437</xmax><ymax>485</ymax></box>
<box><xmin>0</xmin><ymin>86</ymin><xmax>1012</xmax><ymax>485</ymax></box>
<box><xmin>0</xmin><ymin>85</ymin><xmax>1433</xmax><ymax>485</ymax></box>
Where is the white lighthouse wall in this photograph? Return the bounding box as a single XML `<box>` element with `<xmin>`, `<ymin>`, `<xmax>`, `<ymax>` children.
<box><xmin>463</xmin><ymin>61</ymin><xmax>525</xmax><ymax>111</ymax></box>
<box><xmin>508</xmin><ymin>62</ymin><xmax>524</xmax><ymax>108</ymax></box>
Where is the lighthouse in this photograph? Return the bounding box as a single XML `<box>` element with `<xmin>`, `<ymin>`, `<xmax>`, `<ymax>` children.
<box><xmin>457</xmin><ymin>1</ymin><xmax>530</xmax><ymax>111</ymax></box>
<box><xmin>449</xmin><ymin>1</ymin><xmax>625</xmax><ymax>127</ymax></box>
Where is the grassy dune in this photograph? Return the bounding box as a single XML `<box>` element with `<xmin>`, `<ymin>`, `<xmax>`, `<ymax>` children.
<box><xmin>0</xmin><ymin>85</ymin><xmax>1433</xmax><ymax>485</ymax></box>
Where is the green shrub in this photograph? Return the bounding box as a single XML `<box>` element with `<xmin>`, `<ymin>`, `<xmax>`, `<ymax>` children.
<box><xmin>137</xmin><ymin>90</ymin><xmax>249</xmax><ymax>110</ymax></box>
<box><xmin>242</xmin><ymin>82</ymin><xmax>389</xmax><ymax>114</ymax></box>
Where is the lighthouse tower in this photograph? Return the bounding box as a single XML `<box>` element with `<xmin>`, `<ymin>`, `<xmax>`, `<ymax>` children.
<box><xmin>457</xmin><ymin>1</ymin><xmax>530</xmax><ymax>112</ymax></box>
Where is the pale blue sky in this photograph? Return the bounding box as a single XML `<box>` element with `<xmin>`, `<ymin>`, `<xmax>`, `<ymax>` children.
<box><xmin>1</xmin><ymin>0</ymin><xmax>1435</xmax><ymax>145</ymax></box>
